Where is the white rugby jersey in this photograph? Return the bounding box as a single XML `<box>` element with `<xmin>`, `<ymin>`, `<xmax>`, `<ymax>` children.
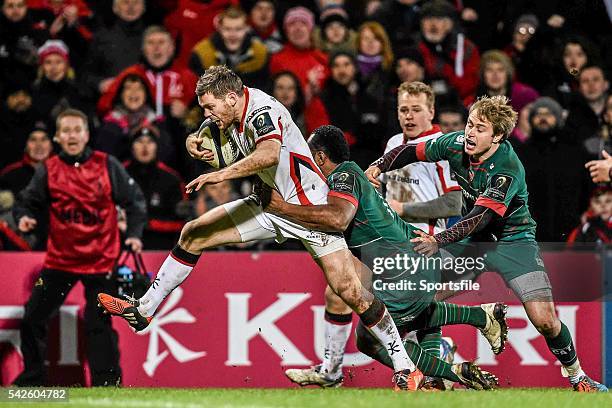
<box><xmin>229</xmin><ymin>87</ymin><xmax>329</xmax><ymax>205</ymax></box>
<box><xmin>383</xmin><ymin>125</ymin><xmax>460</xmax><ymax>234</ymax></box>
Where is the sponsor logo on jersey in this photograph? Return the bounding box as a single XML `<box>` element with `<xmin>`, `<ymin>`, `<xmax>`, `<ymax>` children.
<box><xmin>245</xmin><ymin>105</ymin><xmax>271</xmax><ymax>124</ymax></box>
<box><xmin>455</xmin><ymin>134</ymin><xmax>465</xmax><ymax>144</ymax></box>
<box><xmin>330</xmin><ymin>172</ymin><xmax>356</xmax><ymax>195</ymax></box>
<box><xmin>486</xmin><ymin>174</ymin><xmax>513</xmax><ymax>201</ymax></box>
<box><xmin>253</xmin><ymin>112</ymin><xmax>275</xmax><ymax>136</ymax></box>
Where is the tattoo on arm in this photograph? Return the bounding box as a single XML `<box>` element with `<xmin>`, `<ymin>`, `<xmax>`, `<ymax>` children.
<box><xmin>433</xmin><ymin>206</ymin><xmax>494</xmax><ymax>245</ymax></box>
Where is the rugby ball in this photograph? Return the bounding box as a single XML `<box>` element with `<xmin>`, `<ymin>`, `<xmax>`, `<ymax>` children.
<box><xmin>196</xmin><ymin>118</ymin><xmax>241</xmax><ymax>168</ymax></box>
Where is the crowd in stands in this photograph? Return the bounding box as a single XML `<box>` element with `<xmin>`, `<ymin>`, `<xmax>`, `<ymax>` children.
<box><xmin>0</xmin><ymin>0</ymin><xmax>610</xmax><ymax>250</ymax></box>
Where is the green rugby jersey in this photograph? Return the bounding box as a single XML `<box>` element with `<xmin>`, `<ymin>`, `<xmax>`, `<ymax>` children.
<box><xmin>328</xmin><ymin>161</ymin><xmax>438</xmax><ymax>317</ymax></box>
<box><xmin>328</xmin><ymin>161</ymin><xmax>417</xmax><ymax>247</ymax></box>
<box><xmin>417</xmin><ymin>131</ymin><xmax>537</xmax><ymax>241</ymax></box>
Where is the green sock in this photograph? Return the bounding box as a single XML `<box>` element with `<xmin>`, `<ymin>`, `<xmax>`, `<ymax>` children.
<box><xmin>545</xmin><ymin>322</ymin><xmax>578</xmax><ymax>366</ymax></box>
<box><xmin>370</xmin><ymin>338</ymin><xmax>459</xmax><ymax>382</ymax></box>
<box><xmin>418</xmin><ymin>327</ymin><xmax>442</xmax><ymax>358</ymax></box>
<box><xmin>427</xmin><ymin>302</ymin><xmax>487</xmax><ymax>329</ymax></box>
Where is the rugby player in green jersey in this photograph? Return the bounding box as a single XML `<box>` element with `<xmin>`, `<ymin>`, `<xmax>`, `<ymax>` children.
<box><xmin>366</xmin><ymin>95</ymin><xmax>607</xmax><ymax>392</ymax></box>
<box><xmin>263</xmin><ymin>125</ymin><xmax>506</xmax><ymax>391</ymax></box>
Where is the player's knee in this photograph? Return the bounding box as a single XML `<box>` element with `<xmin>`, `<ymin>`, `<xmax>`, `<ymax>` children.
<box><xmin>532</xmin><ymin>313</ymin><xmax>560</xmax><ymax>337</ymax></box>
<box><xmin>331</xmin><ymin>280</ymin><xmax>359</xmax><ymax>307</ymax></box>
<box><xmin>179</xmin><ymin>220</ymin><xmax>212</xmax><ymax>250</ymax></box>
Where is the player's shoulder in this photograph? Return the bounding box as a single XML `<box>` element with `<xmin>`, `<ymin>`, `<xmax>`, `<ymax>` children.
<box><xmin>433</xmin><ymin>130</ymin><xmax>465</xmax><ymax>146</ymax></box>
<box><xmin>490</xmin><ymin>141</ymin><xmax>524</xmax><ymax>176</ymax></box>
<box><xmin>329</xmin><ymin>161</ymin><xmax>363</xmax><ymax>182</ymax></box>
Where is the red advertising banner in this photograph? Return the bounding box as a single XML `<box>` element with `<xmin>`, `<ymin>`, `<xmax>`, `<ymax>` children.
<box><xmin>0</xmin><ymin>251</ymin><xmax>603</xmax><ymax>387</ymax></box>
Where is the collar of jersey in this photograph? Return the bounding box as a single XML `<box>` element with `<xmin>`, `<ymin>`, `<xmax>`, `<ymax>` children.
<box><xmin>238</xmin><ymin>86</ymin><xmax>250</xmax><ymax>133</ymax></box>
<box><xmin>404</xmin><ymin>125</ymin><xmax>442</xmax><ymax>143</ymax></box>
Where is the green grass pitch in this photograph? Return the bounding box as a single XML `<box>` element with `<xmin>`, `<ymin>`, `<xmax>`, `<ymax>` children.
<box><xmin>2</xmin><ymin>388</ymin><xmax>611</xmax><ymax>408</ymax></box>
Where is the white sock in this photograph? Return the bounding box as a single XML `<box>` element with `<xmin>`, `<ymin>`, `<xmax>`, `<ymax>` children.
<box><xmin>320</xmin><ymin>319</ymin><xmax>352</xmax><ymax>378</ymax></box>
<box><xmin>563</xmin><ymin>359</ymin><xmax>585</xmax><ymax>383</ymax></box>
<box><xmin>368</xmin><ymin>309</ymin><xmax>415</xmax><ymax>372</ymax></box>
<box><xmin>137</xmin><ymin>254</ymin><xmax>194</xmax><ymax>317</ymax></box>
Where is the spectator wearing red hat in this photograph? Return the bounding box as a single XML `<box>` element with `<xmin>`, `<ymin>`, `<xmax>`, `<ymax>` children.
<box><xmin>97</xmin><ymin>26</ymin><xmax>197</xmax><ymax>123</ymax></box>
<box><xmin>164</xmin><ymin>0</ymin><xmax>238</xmax><ymax>69</ymax></box>
<box><xmin>270</xmin><ymin>6</ymin><xmax>329</xmax><ymax>103</ymax></box>
<box><xmin>31</xmin><ymin>39</ymin><xmax>85</xmax><ymax>129</ymax></box>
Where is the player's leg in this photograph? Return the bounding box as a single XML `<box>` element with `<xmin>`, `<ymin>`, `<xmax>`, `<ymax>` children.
<box><xmin>417</xmin><ymin>327</ymin><xmax>446</xmax><ymax>390</ymax></box>
<box><xmin>355</xmin><ymin>322</ymin><xmax>498</xmax><ymax>390</ymax></box>
<box><xmin>98</xmin><ymin>198</ymin><xmax>266</xmax><ymax>330</ymax></box>
<box><xmin>512</xmin><ymin>279</ymin><xmax>607</xmax><ymax>392</ymax></box>
<box><xmin>314</xmin><ymin>248</ymin><xmax>424</xmax><ymax>390</ymax></box>
<box><xmin>13</xmin><ymin>269</ymin><xmax>78</xmax><ymax>386</ymax></box>
<box><xmin>285</xmin><ymin>256</ymin><xmax>368</xmax><ymax>387</ymax></box>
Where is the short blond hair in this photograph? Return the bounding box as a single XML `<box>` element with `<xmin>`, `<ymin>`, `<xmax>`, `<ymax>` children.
<box><xmin>218</xmin><ymin>5</ymin><xmax>246</xmax><ymax>24</ymax></box>
<box><xmin>397</xmin><ymin>81</ymin><xmax>435</xmax><ymax>109</ymax></box>
<box><xmin>196</xmin><ymin>65</ymin><xmax>244</xmax><ymax>98</ymax></box>
<box><xmin>469</xmin><ymin>95</ymin><xmax>518</xmax><ymax>139</ymax></box>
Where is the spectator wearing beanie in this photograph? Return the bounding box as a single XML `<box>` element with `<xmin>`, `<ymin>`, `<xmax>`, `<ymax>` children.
<box><xmin>370</xmin><ymin>0</ymin><xmax>421</xmax><ymax>47</ymax></box>
<box><xmin>269</xmin><ymin>6</ymin><xmax>329</xmax><ymax>103</ymax></box>
<box><xmin>247</xmin><ymin>0</ymin><xmax>283</xmax><ymax>54</ymax></box>
<box><xmin>31</xmin><ymin>40</ymin><xmax>85</xmax><ymax>128</ymax></box>
<box><xmin>515</xmin><ymin>97</ymin><xmax>591</xmax><ymax>241</ymax></box>
<box><xmin>313</xmin><ymin>5</ymin><xmax>357</xmax><ymax>55</ymax></box>
<box><xmin>503</xmin><ymin>14</ymin><xmax>539</xmax><ymax>81</ymax></box>
<box><xmin>417</xmin><ymin>0</ymin><xmax>480</xmax><ymax>101</ymax></box>
<box><xmin>124</xmin><ymin>126</ymin><xmax>187</xmax><ymax>250</ymax></box>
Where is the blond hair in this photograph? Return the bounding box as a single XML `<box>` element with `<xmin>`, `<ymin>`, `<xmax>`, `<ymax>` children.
<box><xmin>56</xmin><ymin>108</ymin><xmax>88</xmax><ymax>131</ymax></box>
<box><xmin>196</xmin><ymin>65</ymin><xmax>244</xmax><ymax>98</ymax></box>
<box><xmin>397</xmin><ymin>81</ymin><xmax>435</xmax><ymax>109</ymax></box>
<box><xmin>469</xmin><ymin>95</ymin><xmax>518</xmax><ymax>139</ymax></box>
<box><xmin>218</xmin><ymin>5</ymin><xmax>246</xmax><ymax>24</ymax></box>
<box><xmin>480</xmin><ymin>49</ymin><xmax>514</xmax><ymax>78</ymax></box>
<box><xmin>356</xmin><ymin>22</ymin><xmax>394</xmax><ymax>71</ymax></box>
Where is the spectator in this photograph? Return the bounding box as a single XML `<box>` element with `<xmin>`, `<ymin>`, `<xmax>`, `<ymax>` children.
<box><xmin>516</xmin><ymin>97</ymin><xmax>591</xmax><ymax>241</ymax></box>
<box><xmin>12</xmin><ymin>108</ymin><xmax>147</xmax><ymax>387</ymax></box>
<box><xmin>31</xmin><ymin>40</ymin><xmax>85</xmax><ymax>129</ymax></box>
<box><xmin>125</xmin><ymin>127</ymin><xmax>187</xmax><ymax>249</ymax></box>
<box><xmin>467</xmin><ymin>50</ymin><xmax>539</xmax><ymax>142</ymax></box>
<box><xmin>393</xmin><ymin>47</ymin><xmax>425</xmax><ymax>85</ymax></box>
<box><xmin>567</xmin><ymin>187</ymin><xmax>612</xmax><ymax>246</ymax></box>
<box><xmin>370</xmin><ymin>0</ymin><xmax>421</xmax><ymax>47</ymax></box>
<box><xmin>271</xmin><ymin>71</ymin><xmax>307</xmax><ymax>136</ymax></box>
<box><xmin>503</xmin><ymin>13</ymin><xmax>538</xmax><ymax>80</ymax></box>
<box><xmin>321</xmin><ymin>51</ymin><xmax>387</xmax><ymax>168</ymax></box>
<box><xmin>356</xmin><ymin>21</ymin><xmax>393</xmax><ymax>85</ymax></box>
<box><xmin>95</xmin><ymin>74</ymin><xmax>176</xmax><ymax>165</ymax></box>
<box><xmin>269</xmin><ymin>6</ymin><xmax>329</xmax><ymax>103</ymax></box>
<box><xmin>313</xmin><ymin>5</ymin><xmax>357</xmax><ymax>55</ymax></box>
<box><xmin>0</xmin><ymin>121</ymin><xmax>52</xmax><ymax>198</ymax></box>
<box><xmin>82</xmin><ymin>0</ymin><xmax>146</xmax><ymax>98</ymax></box>
<box><xmin>586</xmin><ymin>150</ymin><xmax>612</xmax><ymax>184</ymax></box>
<box><xmin>190</xmin><ymin>6</ymin><xmax>269</xmax><ymax>89</ymax></box>
<box><xmin>565</xmin><ymin>65</ymin><xmax>609</xmax><ymax>143</ymax></box>
<box><xmin>584</xmin><ymin>94</ymin><xmax>612</xmax><ymax>159</ymax></box>
<box><xmin>0</xmin><ymin>121</ymin><xmax>52</xmax><ymax>250</ymax></box>
<box><xmin>0</xmin><ymin>0</ymin><xmax>49</xmax><ymax>90</ymax></box>
<box><xmin>0</xmin><ymin>83</ymin><xmax>40</xmax><ymax>169</ymax></box>
<box><xmin>97</xmin><ymin>25</ymin><xmax>198</xmax><ymax>122</ymax></box>
<box><xmin>247</xmin><ymin>0</ymin><xmax>283</xmax><ymax>54</ymax></box>
<box><xmin>164</xmin><ymin>0</ymin><xmax>238</xmax><ymax>69</ymax></box>
<box><xmin>437</xmin><ymin>104</ymin><xmax>466</xmax><ymax>134</ymax></box>
<box><xmin>28</xmin><ymin>0</ymin><xmax>93</xmax><ymax>71</ymax></box>
<box><xmin>417</xmin><ymin>0</ymin><xmax>480</xmax><ymax>101</ymax></box>
<box><xmin>0</xmin><ymin>189</ymin><xmax>32</xmax><ymax>251</ymax></box>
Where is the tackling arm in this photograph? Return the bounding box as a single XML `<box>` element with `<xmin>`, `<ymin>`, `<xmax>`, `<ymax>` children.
<box><xmin>371</xmin><ymin>144</ymin><xmax>421</xmax><ymax>172</ymax></box>
<box><xmin>265</xmin><ymin>191</ymin><xmax>357</xmax><ymax>233</ymax></box>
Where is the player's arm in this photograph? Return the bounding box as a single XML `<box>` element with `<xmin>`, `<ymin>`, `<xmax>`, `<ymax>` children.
<box><xmin>393</xmin><ymin>190</ymin><xmax>462</xmax><ymax>220</ymax></box>
<box><xmin>411</xmin><ymin>205</ymin><xmax>497</xmax><ymax>255</ymax></box>
<box><xmin>265</xmin><ymin>189</ymin><xmax>356</xmax><ymax>232</ymax></box>
<box><xmin>13</xmin><ymin>164</ymin><xmax>50</xmax><ymax>232</ymax></box>
<box><xmin>186</xmin><ymin>140</ymin><xmax>280</xmax><ymax>192</ymax></box>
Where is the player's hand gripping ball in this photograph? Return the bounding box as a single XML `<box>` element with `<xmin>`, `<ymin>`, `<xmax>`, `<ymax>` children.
<box><xmin>188</xmin><ymin>118</ymin><xmax>241</xmax><ymax>168</ymax></box>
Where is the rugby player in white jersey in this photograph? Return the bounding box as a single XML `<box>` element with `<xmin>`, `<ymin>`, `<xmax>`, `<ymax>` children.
<box><xmin>285</xmin><ymin>81</ymin><xmax>463</xmax><ymax>390</ymax></box>
<box><xmin>98</xmin><ymin>66</ymin><xmax>424</xmax><ymax>391</ymax></box>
